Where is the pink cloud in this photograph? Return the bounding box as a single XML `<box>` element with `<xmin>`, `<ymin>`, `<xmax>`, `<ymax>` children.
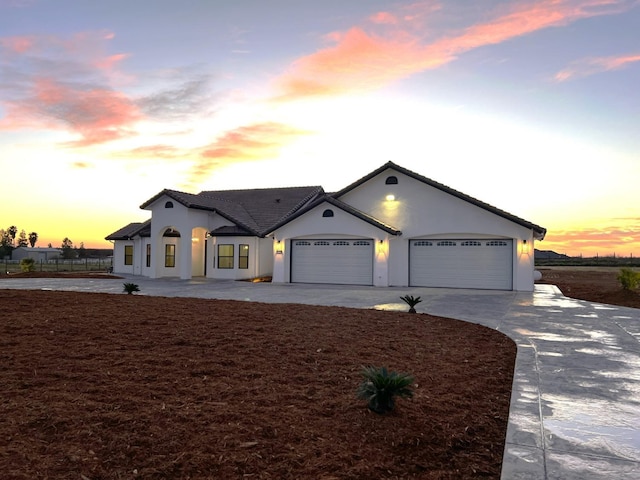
<box><xmin>370</xmin><ymin>11</ymin><xmax>399</xmax><ymax>25</ymax></box>
<box><xmin>273</xmin><ymin>0</ymin><xmax>633</xmax><ymax>101</ymax></box>
<box><xmin>0</xmin><ymin>35</ymin><xmax>36</xmax><ymax>54</ymax></box>
<box><xmin>0</xmin><ymin>78</ymin><xmax>143</xmax><ymax>146</ymax></box>
<box><xmin>555</xmin><ymin>53</ymin><xmax>640</xmax><ymax>81</ymax></box>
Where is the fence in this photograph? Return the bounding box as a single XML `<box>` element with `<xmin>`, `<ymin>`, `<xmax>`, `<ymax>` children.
<box><xmin>2</xmin><ymin>258</ymin><xmax>113</xmax><ymax>274</ymax></box>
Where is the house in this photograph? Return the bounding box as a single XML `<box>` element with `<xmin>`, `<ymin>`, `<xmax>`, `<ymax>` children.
<box><xmin>11</xmin><ymin>247</ymin><xmax>62</xmax><ymax>262</ymax></box>
<box><xmin>106</xmin><ymin>162</ymin><xmax>546</xmax><ymax>291</ymax></box>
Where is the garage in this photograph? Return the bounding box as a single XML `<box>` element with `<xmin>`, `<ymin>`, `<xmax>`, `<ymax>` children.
<box><xmin>291</xmin><ymin>239</ymin><xmax>374</xmax><ymax>285</ymax></box>
<box><xmin>410</xmin><ymin>239</ymin><xmax>513</xmax><ymax>290</ymax></box>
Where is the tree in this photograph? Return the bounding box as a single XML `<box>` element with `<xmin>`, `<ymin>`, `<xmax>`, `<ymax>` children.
<box><xmin>28</xmin><ymin>232</ymin><xmax>38</xmax><ymax>248</ymax></box>
<box><xmin>7</xmin><ymin>226</ymin><xmax>17</xmax><ymax>244</ymax></box>
<box><xmin>60</xmin><ymin>237</ymin><xmax>76</xmax><ymax>259</ymax></box>
<box><xmin>77</xmin><ymin>242</ymin><xmax>86</xmax><ymax>259</ymax></box>
<box><xmin>17</xmin><ymin>229</ymin><xmax>28</xmax><ymax>248</ymax></box>
<box><xmin>0</xmin><ymin>229</ymin><xmax>13</xmax><ymax>259</ymax></box>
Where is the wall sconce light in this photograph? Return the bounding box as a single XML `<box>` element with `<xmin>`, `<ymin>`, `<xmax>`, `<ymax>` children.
<box><xmin>275</xmin><ymin>250</ymin><xmax>283</xmax><ymax>255</ymax></box>
<box><xmin>385</xmin><ymin>194</ymin><xmax>395</xmax><ymax>201</ymax></box>
<box><xmin>379</xmin><ymin>239</ymin><xmax>384</xmax><ymax>244</ymax></box>
<box><xmin>520</xmin><ymin>239</ymin><xmax>530</xmax><ymax>255</ymax></box>
<box><xmin>205</xmin><ymin>232</ymin><xmax>211</xmax><ymax>238</ymax></box>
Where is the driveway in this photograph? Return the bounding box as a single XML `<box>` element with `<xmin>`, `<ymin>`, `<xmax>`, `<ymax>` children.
<box><xmin>1</xmin><ymin>276</ymin><xmax>639</xmax><ymax>479</ymax></box>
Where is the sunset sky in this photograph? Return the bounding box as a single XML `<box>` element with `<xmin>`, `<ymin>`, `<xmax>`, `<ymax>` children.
<box><xmin>1</xmin><ymin>0</ymin><xmax>639</xmax><ymax>256</ymax></box>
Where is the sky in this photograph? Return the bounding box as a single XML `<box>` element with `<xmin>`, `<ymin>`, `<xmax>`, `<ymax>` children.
<box><xmin>1</xmin><ymin>0</ymin><xmax>639</xmax><ymax>256</ymax></box>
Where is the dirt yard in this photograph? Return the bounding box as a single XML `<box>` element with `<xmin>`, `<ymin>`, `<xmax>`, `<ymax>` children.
<box><xmin>536</xmin><ymin>266</ymin><xmax>640</xmax><ymax>309</ymax></box>
<box><xmin>1</xmin><ymin>267</ymin><xmax>636</xmax><ymax>479</ymax></box>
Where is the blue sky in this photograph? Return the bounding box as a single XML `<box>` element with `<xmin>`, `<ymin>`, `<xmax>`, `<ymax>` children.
<box><xmin>1</xmin><ymin>0</ymin><xmax>639</xmax><ymax>255</ymax></box>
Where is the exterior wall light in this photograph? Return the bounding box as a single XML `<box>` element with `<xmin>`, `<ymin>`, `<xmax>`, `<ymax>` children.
<box><xmin>385</xmin><ymin>194</ymin><xmax>395</xmax><ymax>201</ymax></box>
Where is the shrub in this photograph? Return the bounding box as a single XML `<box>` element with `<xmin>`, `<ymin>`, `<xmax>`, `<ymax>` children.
<box><xmin>618</xmin><ymin>268</ymin><xmax>640</xmax><ymax>291</ymax></box>
<box><xmin>123</xmin><ymin>282</ymin><xmax>140</xmax><ymax>294</ymax></box>
<box><xmin>19</xmin><ymin>258</ymin><xmax>36</xmax><ymax>272</ymax></box>
<box><xmin>399</xmin><ymin>294</ymin><xmax>422</xmax><ymax>313</ymax></box>
<box><xmin>356</xmin><ymin>366</ymin><xmax>414</xmax><ymax>414</ymax></box>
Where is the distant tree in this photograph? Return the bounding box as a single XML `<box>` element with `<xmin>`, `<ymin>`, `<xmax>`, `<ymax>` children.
<box><xmin>60</xmin><ymin>237</ymin><xmax>76</xmax><ymax>259</ymax></box>
<box><xmin>17</xmin><ymin>229</ymin><xmax>28</xmax><ymax>248</ymax></box>
<box><xmin>47</xmin><ymin>243</ymin><xmax>52</xmax><ymax>248</ymax></box>
<box><xmin>7</xmin><ymin>226</ymin><xmax>17</xmax><ymax>244</ymax></box>
<box><xmin>0</xmin><ymin>229</ymin><xmax>13</xmax><ymax>259</ymax></box>
<box><xmin>28</xmin><ymin>232</ymin><xmax>38</xmax><ymax>248</ymax></box>
<box><xmin>77</xmin><ymin>242</ymin><xmax>87</xmax><ymax>259</ymax></box>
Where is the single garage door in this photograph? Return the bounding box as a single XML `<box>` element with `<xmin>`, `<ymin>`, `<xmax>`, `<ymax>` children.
<box><xmin>291</xmin><ymin>239</ymin><xmax>373</xmax><ymax>285</ymax></box>
<box><xmin>410</xmin><ymin>239</ymin><xmax>513</xmax><ymax>290</ymax></box>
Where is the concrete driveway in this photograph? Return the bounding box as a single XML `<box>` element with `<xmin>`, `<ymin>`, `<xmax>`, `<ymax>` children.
<box><xmin>1</xmin><ymin>276</ymin><xmax>639</xmax><ymax>479</ymax></box>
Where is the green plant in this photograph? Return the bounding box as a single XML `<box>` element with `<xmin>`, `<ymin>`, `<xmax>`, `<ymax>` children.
<box><xmin>618</xmin><ymin>268</ymin><xmax>640</xmax><ymax>291</ymax></box>
<box><xmin>19</xmin><ymin>258</ymin><xmax>36</xmax><ymax>272</ymax></box>
<box><xmin>399</xmin><ymin>294</ymin><xmax>422</xmax><ymax>313</ymax></box>
<box><xmin>123</xmin><ymin>282</ymin><xmax>140</xmax><ymax>294</ymax></box>
<box><xmin>356</xmin><ymin>366</ymin><xmax>414</xmax><ymax>414</ymax></box>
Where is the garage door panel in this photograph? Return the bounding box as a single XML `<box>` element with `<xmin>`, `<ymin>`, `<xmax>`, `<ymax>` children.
<box><xmin>410</xmin><ymin>239</ymin><xmax>513</xmax><ymax>290</ymax></box>
<box><xmin>292</xmin><ymin>239</ymin><xmax>373</xmax><ymax>285</ymax></box>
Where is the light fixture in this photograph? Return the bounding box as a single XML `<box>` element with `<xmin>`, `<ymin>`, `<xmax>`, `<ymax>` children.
<box><xmin>385</xmin><ymin>194</ymin><xmax>395</xmax><ymax>201</ymax></box>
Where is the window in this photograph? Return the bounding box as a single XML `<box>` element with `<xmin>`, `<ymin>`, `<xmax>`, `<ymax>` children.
<box><xmin>314</xmin><ymin>241</ymin><xmax>330</xmax><ymax>246</ymax></box>
<box><xmin>322</xmin><ymin>209</ymin><xmax>334</xmax><ymax>217</ymax></box>
<box><xmin>354</xmin><ymin>240</ymin><xmax>371</xmax><ymax>246</ymax></box>
<box><xmin>164</xmin><ymin>201</ymin><xmax>173</xmax><ymax>208</ymax></box>
<box><xmin>413</xmin><ymin>240</ymin><xmax>433</xmax><ymax>247</ymax></box>
<box><xmin>239</xmin><ymin>244</ymin><xmax>249</xmax><ymax>269</ymax></box>
<box><xmin>461</xmin><ymin>240</ymin><xmax>482</xmax><ymax>246</ymax></box>
<box><xmin>295</xmin><ymin>241</ymin><xmax>311</xmax><ymax>246</ymax></box>
<box><xmin>385</xmin><ymin>176</ymin><xmax>398</xmax><ymax>184</ymax></box>
<box><xmin>487</xmin><ymin>240</ymin><xmax>508</xmax><ymax>247</ymax></box>
<box><xmin>146</xmin><ymin>244</ymin><xmax>151</xmax><ymax>267</ymax></box>
<box><xmin>124</xmin><ymin>245</ymin><xmax>133</xmax><ymax>265</ymax></box>
<box><xmin>333</xmin><ymin>241</ymin><xmax>349</xmax><ymax>246</ymax></box>
<box><xmin>218</xmin><ymin>244</ymin><xmax>234</xmax><ymax>269</ymax></box>
<box><xmin>437</xmin><ymin>241</ymin><xmax>457</xmax><ymax>246</ymax></box>
<box><xmin>165</xmin><ymin>244</ymin><xmax>176</xmax><ymax>267</ymax></box>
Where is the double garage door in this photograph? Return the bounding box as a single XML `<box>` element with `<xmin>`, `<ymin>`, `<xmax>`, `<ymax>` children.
<box><xmin>291</xmin><ymin>239</ymin><xmax>373</xmax><ymax>285</ymax></box>
<box><xmin>410</xmin><ymin>239</ymin><xmax>513</xmax><ymax>290</ymax></box>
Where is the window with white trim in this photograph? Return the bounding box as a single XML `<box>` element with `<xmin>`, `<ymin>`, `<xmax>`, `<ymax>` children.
<box><xmin>437</xmin><ymin>241</ymin><xmax>457</xmax><ymax>246</ymax></box>
<box><xmin>461</xmin><ymin>240</ymin><xmax>482</xmax><ymax>246</ymax></box>
<box><xmin>486</xmin><ymin>240</ymin><xmax>508</xmax><ymax>246</ymax></box>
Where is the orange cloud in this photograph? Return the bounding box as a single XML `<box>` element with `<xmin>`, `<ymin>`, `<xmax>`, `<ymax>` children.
<box><xmin>540</xmin><ymin>220</ymin><xmax>640</xmax><ymax>257</ymax></box>
<box><xmin>188</xmin><ymin>122</ymin><xmax>311</xmax><ymax>182</ymax></box>
<box><xmin>555</xmin><ymin>53</ymin><xmax>640</xmax><ymax>81</ymax></box>
<box><xmin>273</xmin><ymin>0</ymin><xmax>632</xmax><ymax>101</ymax></box>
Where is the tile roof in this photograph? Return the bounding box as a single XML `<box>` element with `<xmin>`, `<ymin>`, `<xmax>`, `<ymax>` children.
<box><xmin>105</xmin><ymin>220</ymin><xmax>151</xmax><ymax>240</ymax></box>
<box><xmin>139</xmin><ymin>186</ymin><xmax>324</xmax><ymax>236</ymax></box>
<box><xmin>333</xmin><ymin>161</ymin><xmax>547</xmax><ymax>239</ymax></box>
<box><xmin>266</xmin><ymin>194</ymin><xmax>403</xmax><ymax>236</ymax></box>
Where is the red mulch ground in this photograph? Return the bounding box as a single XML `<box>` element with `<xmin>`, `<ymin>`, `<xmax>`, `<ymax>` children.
<box><xmin>536</xmin><ymin>267</ymin><xmax>640</xmax><ymax>309</ymax></box>
<box><xmin>1</xmin><ymin>267</ymin><xmax>636</xmax><ymax>479</ymax></box>
<box><xmin>0</xmin><ymin>288</ymin><xmax>515</xmax><ymax>479</ymax></box>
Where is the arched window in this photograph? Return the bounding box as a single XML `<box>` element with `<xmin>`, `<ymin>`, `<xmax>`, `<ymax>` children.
<box><xmin>322</xmin><ymin>209</ymin><xmax>334</xmax><ymax>217</ymax></box>
<box><xmin>385</xmin><ymin>176</ymin><xmax>398</xmax><ymax>185</ymax></box>
<box><xmin>165</xmin><ymin>201</ymin><xmax>174</xmax><ymax>208</ymax></box>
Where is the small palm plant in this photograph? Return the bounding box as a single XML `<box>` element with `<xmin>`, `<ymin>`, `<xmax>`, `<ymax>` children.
<box><xmin>356</xmin><ymin>366</ymin><xmax>414</xmax><ymax>414</ymax></box>
<box><xmin>400</xmin><ymin>294</ymin><xmax>422</xmax><ymax>313</ymax></box>
<box><xmin>123</xmin><ymin>282</ymin><xmax>140</xmax><ymax>295</ymax></box>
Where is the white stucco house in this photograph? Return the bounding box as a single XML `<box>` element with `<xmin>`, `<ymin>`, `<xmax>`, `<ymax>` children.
<box><xmin>106</xmin><ymin>162</ymin><xmax>546</xmax><ymax>291</ymax></box>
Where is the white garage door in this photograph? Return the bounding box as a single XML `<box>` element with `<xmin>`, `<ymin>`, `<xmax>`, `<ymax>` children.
<box><xmin>291</xmin><ymin>239</ymin><xmax>373</xmax><ymax>285</ymax></box>
<box><xmin>410</xmin><ymin>239</ymin><xmax>513</xmax><ymax>290</ymax></box>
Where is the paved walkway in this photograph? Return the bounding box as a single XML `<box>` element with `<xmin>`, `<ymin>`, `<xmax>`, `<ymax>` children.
<box><xmin>1</xmin><ymin>276</ymin><xmax>639</xmax><ymax>479</ymax></box>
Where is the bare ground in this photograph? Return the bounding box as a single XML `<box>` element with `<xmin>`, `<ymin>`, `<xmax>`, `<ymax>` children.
<box><xmin>1</xmin><ymin>267</ymin><xmax>636</xmax><ymax>479</ymax></box>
